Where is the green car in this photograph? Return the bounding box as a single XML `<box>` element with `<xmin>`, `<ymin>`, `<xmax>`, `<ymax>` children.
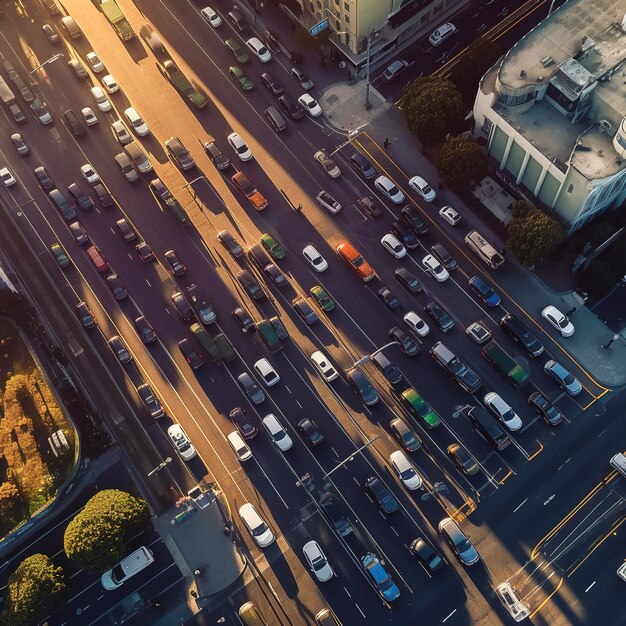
<box><xmin>229</xmin><ymin>66</ymin><xmax>254</xmax><ymax>91</ymax></box>
<box><xmin>260</xmin><ymin>233</ymin><xmax>285</xmax><ymax>260</ymax></box>
<box><xmin>225</xmin><ymin>39</ymin><xmax>249</xmax><ymax>64</ymax></box>
<box><xmin>310</xmin><ymin>285</ymin><xmax>335</xmax><ymax>312</ymax></box>
<box><xmin>50</xmin><ymin>243</ymin><xmax>71</xmax><ymax>269</ymax></box>
<box><xmin>401</xmin><ymin>387</ymin><xmax>441</xmax><ymax>428</ymax></box>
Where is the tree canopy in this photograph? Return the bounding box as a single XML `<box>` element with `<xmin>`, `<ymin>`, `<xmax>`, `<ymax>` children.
<box><xmin>64</xmin><ymin>489</ymin><xmax>149</xmax><ymax>572</ymax></box>
<box><xmin>507</xmin><ymin>201</ymin><xmax>565</xmax><ymax>267</ymax></box>
<box><xmin>401</xmin><ymin>77</ymin><xmax>465</xmax><ymax>145</ymax></box>
<box><xmin>436</xmin><ymin>134</ymin><xmax>487</xmax><ymax>190</ymax></box>
<box><xmin>449</xmin><ymin>38</ymin><xmax>503</xmax><ymax>105</ymax></box>
<box><xmin>0</xmin><ymin>554</ymin><xmax>67</xmax><ymax>626</ymax></box>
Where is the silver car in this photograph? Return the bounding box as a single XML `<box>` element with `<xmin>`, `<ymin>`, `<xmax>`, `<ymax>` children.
<box><xmin>544</xmin><ymin>360</ymin><xmax>582</xmax><ymax>396</ymax></box>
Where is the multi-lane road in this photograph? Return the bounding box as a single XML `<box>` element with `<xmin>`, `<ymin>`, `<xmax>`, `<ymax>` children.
<box><xmin>0</xmin><ymin>0</ymin><xmax>624</xmax><ymax>625</ymax></box>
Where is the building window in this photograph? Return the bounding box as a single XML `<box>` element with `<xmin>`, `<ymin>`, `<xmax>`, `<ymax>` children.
<box><xmin>500</xmin><ymin>92</ymin><xmax>532</xmax><ymax>106</ymax></box>
<box><xmin>344</xmin><ymin>1</ymin><xmax>349</xmax><ymax>10</ymax></box>
<box><xmin>567</xmin><ymin>184</ymin><xmax>573</xmax><ymax>193</ymax></box>
<box><xmin>344</xmin><ymin>15</ymin><xmax>349</xmax><ymax>23</ymax></box>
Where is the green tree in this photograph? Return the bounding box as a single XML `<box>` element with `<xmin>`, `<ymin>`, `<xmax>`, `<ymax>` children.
<box><xmin>401</xmin><ymin>77</ymin><xmax>465</xmax><ymax>144</ymax></box>
<box><xmin>507</xmin><ymin>204</ymin><xmax>565</xmax><ymax>267</ymax></box>
<box><xmin>64</xmin><ymin>489</ymin><xmax>148</xmax><ymax>572</ymax></box>
<box><xmin>436</xmin><ymin>134</ymin><xmax>487</xmax><ymax>190</ymax></box>
<box><xmin>0</xmin><ymin>554</ymin><xmax>67</xmax><ymax>626</ymax></box>
<box><xmin>449</xmin><ymin>38</ymin><xmax>503</xmax><ymax>105</ymax></box>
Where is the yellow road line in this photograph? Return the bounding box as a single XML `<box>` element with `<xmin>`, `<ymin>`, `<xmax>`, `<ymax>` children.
<box><xmin>529</xmin><ymin>575</ymin><xmax>563</xmax><ymax>619</ymax></box>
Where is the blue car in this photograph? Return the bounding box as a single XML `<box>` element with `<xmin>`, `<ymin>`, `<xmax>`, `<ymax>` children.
<box><xmin>469</xmin><ymin>276</ymin><xmax>501</xmax><ymax>307</ymax></box>
<box><xmin>362</xmin><ymin>552</ymin><xmax>400</xmax><ymax>602</ymax></box>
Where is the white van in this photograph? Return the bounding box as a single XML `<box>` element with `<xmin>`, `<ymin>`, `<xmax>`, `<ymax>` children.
<box><xmin>610</xmin><ymin>452</ymin><xmax>626</xmax><ymax>478</ymax></box>
<box><xmin>495</xmin><ymin>582</ymin><xmax>529</xmax><ymax>621</ymax></box>
<box><xmin>227</xmin><ymin>431</ymin><xmax>253</xmax><ymax>462</ymax></box>
<box><xmin>101</xmin><ymin>546</ymin><xmax>154</xmax><ymax>590</ymax></box>
<box><xmin>262</xmin><ymin>414</ymin><xmax>292</xmax><ymax>451</ymax></box>
<box><xmin>239</xmin><ymin>503</ymin><xmax>275</xmax><ymax>548</ymax></box>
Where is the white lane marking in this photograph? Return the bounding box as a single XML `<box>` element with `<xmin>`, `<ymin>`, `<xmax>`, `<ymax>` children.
<box><xmin>585</xmin><ymin>581</ymin><xmax>596</xmax><ymax>592</ymax></box>
<box><xmin>557</xmin><ymin>457</ymin><xmax>571</xmax><ymax>471</ymax></box>
<box><xmin>443</xmin><ymin>609</ymin><xmax>457</xmax><ymax>622</ymax></box>
<box><xmin>513</xmin><ymin>498</ymin><xmax>528</xmax><ymax>513</ymax></box>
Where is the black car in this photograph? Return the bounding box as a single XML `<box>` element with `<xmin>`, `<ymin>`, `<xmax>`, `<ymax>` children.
<box><xmin>292</xmin><ymin>297</ymin><xmax>318</xmax><ymax>325</ymax></box>
<box><xmin>320</xmin><ymin>492</ymin><xmax>352</xmax><ymax>536</ymax></box>
<box><xmin>93</xmin><ymin>183</ymin><xmax>114</xmax><ymax>208</ymax></box>
<box><xmin>260</xmin><ymin>71</ymin><xmax>283</xmax><ymax>94</ymax></box>
<box><xmin>365</xmin><ymin>476</ymin><xmax>398</xmax><ymax>514</ymax></box>
<box><xmin>34</xmin><ymin>166</ymin><xmax>54</xmax><ymax>190</ymax></box>
<box><xmin>350</xmin><ymin>152</ymin><xmax>376</xmax><ymax>179</ymax></box>
<box><xmin>75</xmin><ymin>302</ymin><xmax>96</xmax><ymax>329</ymax></box>
<box><xmin>178</xmin><ymin>338</ymin><xmax>204</xmax><ymax>369</ymax></box>
<box><xmin>447</xmin><ymin>443</ymin><xmax>478</xmax><ymax>475</ymax></box>
<box><xmin>134</xmin><ymin>316</ymin><xmax>157</xmax><ymax>343</ymax></box>
<box><xmin>528</xmin><ymin>391</ymin><xmax>564</xmax><ymax>426</ymax></box>
<box><xmin>372</xmin><ymin>352</ymin><xmax>403</xmax><ymax>385</ymax></box>
<box><xmin>500</xmin><ymin>314</ymin><xmax>544</xmax><ymax>357</ymax></box>
<box><xmin>67</xmin><ymin>183</ymin><xmax>94</xmax><ymax>211</ymax></box>
<box><xmin>107</xmin><ymin>274</ymin><xmax>128</xmax><ymax>301</ymax></box>
<box><xmin>150</xmin><ymin>177</ymin><xmax>172</xmax><ymax>201</ymax></box>
<box><xmin>217</xmin><ymin>229</ymin><xmax>243</xmax><ymax>258</ymax></box>
<box><xmin>424</xmin><ymin>301</ymin><xmax>455</xmax><ymax>332</ymax></box>
<box><xmin>232</xmin><ymin>306</ymin><xmax>256</xmax><ymax>332</ymax></box>
<box><xmin>401</xmin><ymin>204</ymin><xmax>429</xmax><ymax>236</ymax></box>
<box><xmin>263</xmin><ymin>264</ymin><xmax>288</xmax><ymax>288</ymax></box>
<box><xmin>389</xmin><ymin>326</ymin><xmax>419</xmax><ymax>356</ymax></box>
<box><xmin>186</xmin><ymin>284</ymin><xmax>216</xmax><ymax>325</ymax></box>
<box><xmin>237</xmin><ymin>269</ymin><xmax>264</xmax><ymax>300</ymax></box>
<box><xmin>391</xmin><ymin>221</ymin><xmax>418</xmax><ymax>249</ymax></box>
<box><xmin>297</xmin><ymin>418</ymin><xmax>324</xmax><ymax>446</ymax></box>
<box><xmin>69</xmin><ymin>221</ymin><xmax>88</xmax><ymax>245</ymax></box>
<box><xmin>135</xmin><ymin>242</ymin><xmax>156</xmax><ymax>262</ymax></box>
<box><xmin>108</xmin><ymin>335</ymin><xmax>132</xmax><ymax>364</ymax></box>
<box><xmin>63</xmin><ymin>109</ymin><xmax>86</xmax><ymax>137</ymax></box>
<box><xmin>410</xmin><ymin>538</ymin><xmax>444</xmax><ymax>573</ymax></box>
<box><xmin>165</xmin><ymin>136</ymin><xmax>195</xmax><ymax>171</ymax></box>
<box><xmin>390</xmin><ymin>417</ymin><xmax>421</xmax><ymax>452</ymax></box>
<box><xmin>204</xmin><ymin>139</ymin><xmax>230</xmax><ymax>170</ymax></box>
<box><xmin>378</xmin><ymin>287</ymin><xmax>401</xmax><ymax>310</ymax></box>
<box><xmin>229</xmin><ymin>407</ymin><xmax>258</xmax><ymax>439</ymax></box>
<box><xmin>11</xmin><ymin>133</ymin><xmax>29</xmax><ymax>156</ymax></box>
<box><xmin>171</xmin><ymin>291</ymin><xmax>194</xmax><ymax>321</ymax></box>
<box><xmin>394</xmin><ymin>267</ymin><xmax>423</xmax><ymax>294</ymax></box>
<box><xmin>164</xmin><ymin>249</ymin><xmax>187</xmax><ymax>276</ymax></box>
<box><xmin>277</xmin><ymin>94</ymin><xmax>304</xmax><ymax>120</ymax></box>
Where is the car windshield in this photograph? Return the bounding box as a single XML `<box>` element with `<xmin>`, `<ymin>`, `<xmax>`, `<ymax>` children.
<box><xmin>252</xmin><ymin>522</ymin><xmax>269</xmax><ymax>537</ymax></box>
<box><xmin>417</xmin><ymin>403</ymin><xmax>431</xmax><ymax>418</ymax></box>
<box><xmin>353</xmin><ymin>255</ymin><xmax>365</xmax><ymax>268</ymax></box>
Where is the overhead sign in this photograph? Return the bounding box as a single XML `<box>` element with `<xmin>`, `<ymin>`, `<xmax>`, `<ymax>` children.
<box><xmin>310</xmin><ymin>18</ymin><xmax>329</xmax><ymax>36</ymax></box>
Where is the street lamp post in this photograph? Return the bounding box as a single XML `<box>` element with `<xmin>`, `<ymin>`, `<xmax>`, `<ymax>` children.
<box><xmin>601</xmin><ymin>334</ymin><xmax>620</xmax><ymax>350</ymax></box>
<box><xmin>322</xmin><ymin>436</ymin><xmax>379</xmax><ymax>480</ymax></box>
<box><xmin>147</xmin><ymin>457</ymin><xmax>172</xmax><ymax>477</ymax></box>
<box><xmin>30</xmin><ymin>53</ymin><xmax>64</xmax><ymax>74</ymax></box>
<box><xmin>352</xmin><ymin>341</ymin><xmax>400</xmax><ymax>368</ymax></box>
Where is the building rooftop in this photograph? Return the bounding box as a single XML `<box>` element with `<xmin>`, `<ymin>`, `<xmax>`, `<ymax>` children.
<box><xmin>483</xmin><ymin>0</ymin><xmax>626</xmax><ymax>181</ymax></box>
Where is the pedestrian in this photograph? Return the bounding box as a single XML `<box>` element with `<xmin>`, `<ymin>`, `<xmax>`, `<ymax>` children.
<box><xmin>296</xmin><ymin>203</ymin><xmax>303</xmax><ymax>213</ymax></box>
<box><xmin>383</xmin><ymin>138</ymin><xmax>389</xmax><ymax>149</ymax></box>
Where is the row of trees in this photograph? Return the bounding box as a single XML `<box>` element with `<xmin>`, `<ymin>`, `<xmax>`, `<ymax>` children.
<box><xmin>0</xmin><ymin>489</ymin><xmax>148</xmax><ymax>626</ymax></box>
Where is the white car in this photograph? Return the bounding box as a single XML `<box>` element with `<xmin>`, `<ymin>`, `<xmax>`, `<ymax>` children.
<box><xmin>314</xmin><ymin>151</ymin><xmax>340</xmax><ymax>178</ymax></box>
<box><xmin>227</xmin><ymin>430</ymin><xmax>253</xmax><ymax>462</ymax></box>
<box><xmin>390</xmin><ymin>450</ymin><xmax>422</xmax><ymax>490</ymax></box>
<box><xmin>102</xmin><ymin>74</ymin><xmax>119</xmax><ymax>94</ymax></box>
<box><xmin>0</xmin><ymin>167</ymin><xmax>16</xmax><ymax>187</ymax></box>
<box><xmin>375</xmin><ymin>175</ymin><xmax>405</xmax><ymax>204</ymax></box>
<box><xmin>90</xmin><ymin>86</ymin><xmax>111</xmax><ymax>112</ymax></box>
<box><xmin>429</xmin><ymin>22</ymin><xmax>457</xmax><ymax>47</ymax></box>
<box><xmin>310</xmin><ymin>351</ymin><xmax>338</xmax><ymax>382</ymax></box>
<box><xmin>381</xmin><ymin>233</ymin><xmax>406</xmax><ymax>259</ymax></box>
<box><xmin>80</xmin><ymin>163</ymin><xmax>100</xmax><ymax>184</ymax></box>
<box><xmin>298</xmin><ymin>93</ymin><xmax>322</xmax><ymax>117</ymax></box>
<box><xmin>439</xmin><ymin>205</ymin><xmax>461</xmax><ymax>225</ymax></box>
<box><xmin>403</xmin><ymin>311</ymin><xmax>429</xmax><ymax>337</ymax></box>
<box><xmin>484</xmin><ymin>392</ymin><xmax>522</xmax><ymax>431</ymax></box>
<box><xmin>111</xmin><ymin>120</ymin><xmax>132</xmax><ymax>145</ymax></box>
<box><xmin>422</xmin><ymin>254</ymin><xmax>449</xmax><ymax>282</ymax></box>
<box><xmin>227</xmin><ymin>132</ymin><xmax>252</xmax><ymax>161</ymax></box>
<box><xmin>316</xmin><ymin>191</ymin><xmax>342</xmax><ymax>214</ymax></box>
<box><xmin>302</xmin><ymin>244</ymin><xmax>328</xmax><ymax>272</ymax></box>
<box><xmin>80</xmin><ymin>107</ymin><xmax>98</xmax><ymax>126</ymax></box>
<box><xmin>124</xmin><ymin>107</ymin><xmax>149</xmax><ymax>136</ymax></box>
<box><xmin>254</xmin><ymin>358</ymin><xmax>280</xmax><ymax>387</ymax></box>
<box><xmin>239</xmin><ymin>502</ymin><xmax>275</xmax><ymax>548</ymax></box>
<box><xmin>246</xmin><ymin>37</ymin><xmax>272</xmax><ymax>62</ymax></box>
<box><xmin>86</xmin><ymin>51</ymin><xmax>105</xmax><ymax>73</ymax></box>
<box><xmin>408</xmin><ymin>176</ymin><xmax>436</xmax><ymax>202</ymax></box>
<box><xmin>200</xmin><ymin>6</ymin><xmax>222</xmax><ymax>27</ymax></box>
<box><xmin>167</xmin><ymin>423</ymin><xmax>197</xmax><ymax>461</ymax></box>
<box><xmin>303</xmin><ymin>540</ymin><xmax>334</xmax><ymax>582</ymax></box>
<box><xmin>262</xmin><ymin>414</ymin><xmax>293</xmax><ymax>451</ymax></box>
<box><xmin>541</xmin><ymin>305</ymin><xmax>574</xmax><ymax>337</ymax></box>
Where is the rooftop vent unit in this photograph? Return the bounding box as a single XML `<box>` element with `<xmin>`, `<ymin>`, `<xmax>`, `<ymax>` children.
<box><xmin>537</xmin><ymin>76</ymin><xmax>544</xmax><ymax>82</ymax></box>
<box><xmin>520</xmin><ymin>69</ymin><xmax>527</xmax><ymax>78</ymax></box>
<box><xmin>540</xmin><ymin>56</ymin><xmax>555</xmax><ymax>67</ymax></box>
<box><xmin>598</xmin><ymin>120</ymin><xmax>613</xmax><ymax>134</ymax></box>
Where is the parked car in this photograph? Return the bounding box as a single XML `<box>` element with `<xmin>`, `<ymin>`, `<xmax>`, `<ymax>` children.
<box><xmin>528</xmin><ymin>391</ymin><xmax>564</xmax><ymax>426</ymax></box>
<box><xmin>469</xmin><ymin>276</ymin><xmax>501</xmax><ymax>307</ymax></box>
<box><xmin>408</xmin><ymin>175</ymin><xmax>436</xmax><ymax>202</ymax></box>
<box><xmin>375</xmin><ymin>175</ymin><xmax>404</xmax><ymax>204</ymax></box>
<box><xmin>544</xmin><ymin>360</ymin><xmax>582</xmax><ymax>395</ymax></box>
<box><xmin>302</xmin><ymin>244</ymin><xmax>328</xmax><ymax>272</ymax></box>
<box><xmin>542</xmin><ymin>305</ymin><xmax>575</xmax><ymax>337</ymax></box>
<box><xmin>447</xmin><ymin>443</ymin><xmax>478</xmax><ymax>475</ymax></box>
<box><xmin>134</xmin><ymin>315</ymin><xmax>156</xmax><ymax>342</ymax></box>
<box><xmin>76</xmin><ymin>302</ymin><xmax>96</xmax><ymax>329</ymax></box>
<box><xmin>410</xmin><ymin>537</ymin><xmax>444</xmax><ymax>572</ymax></box>
<box><xmin>167</xmin><ymin>423</ymin><xmax>196</xmax><ymax>461</ymax></box>
<box><xmin>500</xmin><ymin>314</ymin><xmax>544</xmax><ymax>357</ymax></box>
<box><xmin>310</xmin><ymin>351</ymin><xmax>338</xmax><ymax>382</ymax></box>
<box><xmin>361</xmin><ymin>553</ymin><xmax>400</xmax><ymax>601</ymax></box>
<box><xmin>378</xmin><ymin>286</ymin><xmax>401</xmax><ymax>310</ymax></box>
<box><xmin>404</xmin><ymin>311</ymin><xmax>429</xmax><ymax>337</ymax></box>
<box><xmin>395</xmin><ymin>267</ymin><xmax>423</xmax><ymax>294</ymax></box>
<box><xmin>237</xmin><ymin>372</ymin><xmax>265</xmax><ymax>404</ymax></box>
<box><xmin>164</xmin><ymin>250</ymin><xmax>186</xmax><ymax>276</ymax></box>
<box><xmin>389</xmin><ymin>326</ymin><xmax>419</xmax><ymax>356</ymax></box>
<box><xmin>390</xmin><ymin>418</ymin><xmax>421</xmax><ymax>452</ymax></box>
<box><xmin>380</xmin><ymin>233</ymin><xmax>406</xmax><ymax>259</ymax></box>
<box><xmin>230</xmin><ymin>407</ymin><xmax>257</xmax><ymax>439</ymax></box>
<box><xmin>484</xmin><ymin>392</ymin><xmax>522</xmax><ymax>430</ymax></box>
<box><xmin>424</xmin><ymin>300</ymin><xmax>454</xmax><ymax>332</ymax></box>
<box><xmin>314</xmin><ymin>150</ymin><xmax>340</xmax><ymax>178</ymax></box>
<box><xmin>303</xmin><ymin>541</ymin><xmax>333</xmax><ymax>582</ymax></box>
<box><xmin>178</xmin><ymin>338</ymin><xmax>204</xmax><ymax>369</ymax></box>
<box><xmin>438</xmin><ymin>517</ymin><xmax>479</xmax><ymax>565</ymax></box>
<box><xmin>310</xmin><ymin>285</ymin><xmax>334</xmax><ymax>312</ymax></box>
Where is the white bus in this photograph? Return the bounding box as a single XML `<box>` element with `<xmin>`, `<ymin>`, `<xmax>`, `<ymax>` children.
<box><xmin>464</xmin><ymin>230</ymin><xmax>505</xmax><ymax>269</ymax></box>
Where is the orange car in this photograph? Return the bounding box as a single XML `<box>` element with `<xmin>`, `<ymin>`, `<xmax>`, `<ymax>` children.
<box><xmin>336</xmin><ymin>240</ymin><xmax>374</xmax><ymax>282</ymax></box>
<box><xmin>232</xmin><ymin>171</ymin><xmax>268</xmax><ymax>211</ymax></box>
